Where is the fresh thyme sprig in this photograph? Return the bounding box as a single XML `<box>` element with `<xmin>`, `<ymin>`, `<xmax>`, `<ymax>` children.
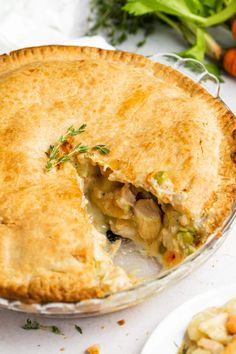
<box><xmin>45</xmin><ymin>124</ymin><xmax>87</xmax><ymax>171</ymax></box>
<box><xmin>45</xmin><ymin>124</ymin><xmax>110</xmax><ymax>172</ymax></box>
<box><xmin>22</xmin><ymin>319</ymin><xmax>63</xmax><ymax>335</ymax></box>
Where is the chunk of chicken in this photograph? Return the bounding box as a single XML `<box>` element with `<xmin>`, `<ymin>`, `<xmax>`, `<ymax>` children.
<box><xmin>134</xmin><ymin>199</ymin><xmax>162</xmax><ymax>242</ymax></box>
<box><xmin>199</xmin><ymin>313</ymin><xmax>229</xmax><ymax>344</ymax></box>
<box><xmin>114</xmin><ymin>184</ymin><xmax>136</xmax><ymax>210</ymax></box>
<box><xmin>191</xmin><ymin>349</ymin><xmax>211</xmax><ymax>354</ymax></box>
<box><xmin>90</xmin><ymin>186</ymin><xmax>132</xmax><ymax>219</ymax></box>
<box><xmin>160</xmin><ymin>227</ymin><xmax>179</xmax><ymax>252</ymax></box>
<box><xmin>110</xmin><ymin>219</ymin><xmax>137</xmax><ymax>240</ymax></box>
<box><xmin>90</xmin><ymin>180</ymin><xmax>135</xmax><ymax>220</ymax></box>
<box><xmin>197</xmin><ymin>338</ymin><xmax>224</xmax><ymax>354</ymax></box>
<box><xmin>187</xmin><ymin>309</ymin><xmax>220</xmax><ymax>342</ymax></box>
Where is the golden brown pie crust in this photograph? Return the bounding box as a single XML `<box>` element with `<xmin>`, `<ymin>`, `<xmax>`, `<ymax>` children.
<box><xmin>0</xmin><ymin>45</ymin><xmax>235</xmax><ymax>303</ymax></box>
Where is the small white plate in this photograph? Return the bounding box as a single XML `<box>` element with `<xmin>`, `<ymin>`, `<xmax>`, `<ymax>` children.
<box><xmin>141</xmin><ymin>284</ymin><xmax>236</xmax><ymax>354</ymax></box>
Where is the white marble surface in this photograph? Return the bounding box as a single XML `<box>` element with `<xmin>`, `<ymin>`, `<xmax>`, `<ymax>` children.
<box><xmin>0</xmin><ymin>1</ymin><xmax>236</xmax><ymax>353</ymax></box>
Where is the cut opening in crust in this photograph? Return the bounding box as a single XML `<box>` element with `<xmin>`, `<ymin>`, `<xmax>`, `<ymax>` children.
<box><xmin>75</xmin><ymin>155</ymin><xmax>205</xmax><ymax>269</ymax></box>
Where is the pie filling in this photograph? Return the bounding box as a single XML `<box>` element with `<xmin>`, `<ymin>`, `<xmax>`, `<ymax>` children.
<box><xmin>75</xmin><ymin>157</ymin><xmax>204</xmax><ymax>267</ymax></box>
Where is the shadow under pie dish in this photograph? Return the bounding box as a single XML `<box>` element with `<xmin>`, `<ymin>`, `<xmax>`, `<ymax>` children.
<box><xmin>0</xmin><ymin>45</ymin><xmax>235</xmax><ymax>304</ymax></box>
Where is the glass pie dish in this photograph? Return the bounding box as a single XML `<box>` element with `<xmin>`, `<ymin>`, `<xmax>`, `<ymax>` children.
<box><xmin>0</xmin><ymin>53</ymin><xmax>235</xmax><ymax>318</ymax></box>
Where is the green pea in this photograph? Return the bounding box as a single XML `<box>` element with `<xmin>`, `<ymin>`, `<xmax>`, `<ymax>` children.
<box><xmin>186</xmin><ymin>245</ymin><xmax>196</xmax><ymax>255</ymax></box>
<box><xmin>123</xmin><ymin>204</ymin><xmax>131</xmax><ymax>213</ymax></box>
<box><xmin>154</xmin><ymin>171</ymin><xmax>168</xmax><ymax>185</ymax></box>
<box><xmin>177</xmin><ymin>231</ymin><xmax>194</xmax><ymax>244</ymax></box>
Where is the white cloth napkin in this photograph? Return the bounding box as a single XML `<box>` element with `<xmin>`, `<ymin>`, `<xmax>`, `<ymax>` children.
<box><xmin>0</xmin><ymin>0</ymin><xmax>113</xmax><ymax>53</ymax></box>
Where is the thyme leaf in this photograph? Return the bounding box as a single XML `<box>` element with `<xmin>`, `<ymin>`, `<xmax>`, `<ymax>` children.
<box><xmin>57</xmin><ymin>155</ymin><xmax>72</xmax><ymax>164</ymax></box>
<box><xmin>67</xmin><ymin>124</ymin><xmax>87</xmax><ymax>136</ymax></box>
<box><xmin>22</xmin><ymin>319</ymin><xmax>63</xmax><ymax>335</ymax></box>
<box><xmin>93</xmin><ymin>144</ymin><xmax>110</xmax><ymax>155</ymax></box>
<box><xmin>74</xmin><ymin>143</ymin><xmax>89</xmax><ymax>154</ymax></box>
<box><xmin>22</xmin><ymin>319</ymin><xmax>40</xmax><ymax>330</ymax></box>
<box><xmin>51</xmin><ymin>326</ymin><xmax>62</xmax><ymax>335</ymax></box>
<box><xmin>75</xmin><ymin>324</ymin><xmax>83</xmax><ymax>334</ymax></box>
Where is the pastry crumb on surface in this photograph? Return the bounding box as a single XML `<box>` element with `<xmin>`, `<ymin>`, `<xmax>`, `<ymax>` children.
<box><xmin>59</xmin><ymin>348</ymin><xmax>65</xmax><ymax>352</ymax></box>
<box><xmin>85</xmin><ymin>344</ymin><xmax>101</xmax><ymax>354</ymax></box>
<box><xmin>117</xmin><ymin>319</ymin><xmax>125</xmax><ymax>326</ymax></box>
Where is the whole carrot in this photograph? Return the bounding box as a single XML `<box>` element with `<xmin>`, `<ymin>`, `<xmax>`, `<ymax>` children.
<box><xmin>223</xmin><ymin>48</ymin><xmax>236</xmax><ymax>77</ymax></box>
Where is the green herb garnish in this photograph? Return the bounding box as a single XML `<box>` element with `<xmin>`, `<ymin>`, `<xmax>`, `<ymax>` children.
<box><xmin>22</xmin><ymin>319</ymin><xmax>40</xmax><ymax>330</ymax></box>
<box><xmin>22</xmin><ymin>319</ymin><xmax>63</xmax><ymax>335</ymax></box>
<box><xmin>45</xmin><ymin>124</ymin><xmax>109</xmax><ymax>172</ymax></box>
<box><xmin>45</xmin><ymin>124</ymin><xmax>87</xmax><ymax>171</ymax></box>
<box><xmin>93</xmin><ymin>144</ymin><xmax>110</xmax><ymax>155</ymax></box>
<box><xmin>51</xmin><ymin>326</ymin><xmax>62</xmax><ymax>334</ymax></box>
<box><xmin>75</xmin><ymin>324</ymin><xmax>83</xmax><ymax>334</ymax></box>
<box><xmin>66</xmin><ymin>124</ymin><xmax>87</xmax><ymax>136</ymax></box>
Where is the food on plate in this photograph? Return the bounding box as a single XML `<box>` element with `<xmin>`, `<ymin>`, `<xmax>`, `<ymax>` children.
<box><xmin>179</xmin><ymin>298</ymin><xmax>236</xmax><ymax>354</ymax></box>
<box><xmin>0</xmin><ymin>45</ymin><xmax>235</xmax><ymax>303</ymax></box>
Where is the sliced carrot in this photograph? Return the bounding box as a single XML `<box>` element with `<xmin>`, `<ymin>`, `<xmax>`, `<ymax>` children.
<box><xmin>163</xmin><ymin>250</ymin><xmax>183</xmax><ymax>266</ymax></box>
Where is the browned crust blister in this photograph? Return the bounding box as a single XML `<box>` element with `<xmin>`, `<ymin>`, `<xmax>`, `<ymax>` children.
<box><xmin>0</xmin><ymin>45</ymin><xmax>235</xmax><ymax>303</ymax></box>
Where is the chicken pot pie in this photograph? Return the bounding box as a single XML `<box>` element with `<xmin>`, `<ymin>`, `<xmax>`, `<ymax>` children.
<box><xmin>0</xmin><ymin>45</ymin><xmax>235</xmax><ymax>303</ymax></box>
<box><xmin>179</xmin><ymin>298</ymin><xmax>236</xmax><ymax>354</ymax></box>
